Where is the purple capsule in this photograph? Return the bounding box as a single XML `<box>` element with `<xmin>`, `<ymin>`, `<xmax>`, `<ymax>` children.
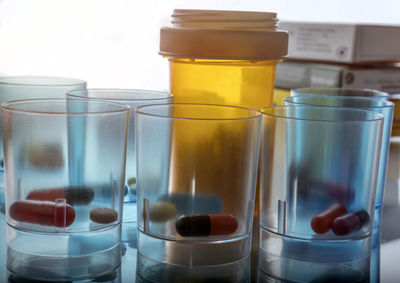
<box><xmin>332</xmin><ymin>210</ymin><xmax>370</xmax><ymax>236</ymax></box>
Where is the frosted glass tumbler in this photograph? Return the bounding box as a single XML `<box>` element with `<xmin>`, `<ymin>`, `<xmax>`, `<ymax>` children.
<box><xmin>2</xmin><ymin>99</ymin><xmax>129</xmax><ymax>280</ymax></box>
<box><xmin>66</xmin><ymin>89</ymin><xmax>173</xmax><ymax>241</ymax></box>
<box><xmin>259</xmin><ymin>106</ymin><xmax>383</xmax><ymax>282</ymax></box>
<box><xmin>287</xmin><ymin>88</ymin><xmax>393</xmax><ymax>249</ymax></box>
<box><xmin>136</xmin><ymin>104</ymin><xmax>261</xmax><ymax>266</ymax></box>
<box><xmin>0</xmin><ymin>76</ymin><xmax>86</xmax><ymax>165</ymax></box>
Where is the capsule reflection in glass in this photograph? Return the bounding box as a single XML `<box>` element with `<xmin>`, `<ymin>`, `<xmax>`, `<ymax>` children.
<box><xmin>26</xmin><ymin>186</ymin><xmax>94</xmax><ymax>205</ymax></box>
<box><xmin>175</xmin><ymin>213</ymin><xmax>238</xmax><ymax>237</ymax></box>
<box><xmin>332</xmin><ymin>210</ymin><xmax>370</xmax><ymax>236</ymax></box>
<box><xmin>160</xmin><ymin>193</ymin><xmax>223</xmax><ymax>214</ymax></box>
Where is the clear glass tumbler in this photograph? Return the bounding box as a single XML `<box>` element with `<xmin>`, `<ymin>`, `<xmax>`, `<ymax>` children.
<box><xmin>259</xmin><ymin>106</ymin><xmax>384</xmax><ymax>282</ymax></box>
<box><xmin>66</xmin><ymin>89</ymin><xmax>173</xmax><ymax>242</ymax></box>
<box><xmin>136</xmin><ymin>103</ymin><xmax>261</xmax><ymax>266</ymax></box>
<box><xmin>286</xmin><ymin>89</ymin><xmax>394</xmax><ymax>250</ymax></box>
<box><xmin>0</xmin><ymin>76</ymin><xmax>86</xmax><ymax>205</ymax></box>
<box><xmin>2</xmin><ymin>99</ymin><xmax>129</xmax><ymax>280</ymax></box>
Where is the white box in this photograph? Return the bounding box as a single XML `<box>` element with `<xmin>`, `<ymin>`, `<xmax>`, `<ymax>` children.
<box><xmin>279</xmin><ymin>21</ymin><xmax>400</xmax><ymax>63</ymax></box>
<box><xmin>275</xmin><ymin>60</ymin><xmax>400</xmax><ymax>93</ymax></box>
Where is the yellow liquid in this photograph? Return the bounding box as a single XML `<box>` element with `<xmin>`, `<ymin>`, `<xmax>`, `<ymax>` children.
<box><xmin>169</xmin><ymin>58</ymin><xmax>277</xmax><ymax>109</ymax></box>
<box><xmin>168</xmin><ymin>58</ymin><xmax>277</xmax><ymax>209</ymax></box>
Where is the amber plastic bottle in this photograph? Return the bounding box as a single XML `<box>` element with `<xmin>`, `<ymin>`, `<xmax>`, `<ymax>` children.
<box><xmin>160</xmin><ymin>10</ymin><xmax>288</xmax><ymax>271</ymax></box>
<box><xmin>160</xmin><ymin>8</ymin><xmax>288</xmax><ymax>204</ymax></box>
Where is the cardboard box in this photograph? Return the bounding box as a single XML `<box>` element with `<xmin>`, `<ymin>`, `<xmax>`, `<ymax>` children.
<box><xmin>275</xmin><ymin>60</ymin><xmax>400</xmax><ymax>94</ymax></box>
<box><xmin>279</xmin><ymin>21</ymin><xmax>400</xmax><ymax>63</ymax></box>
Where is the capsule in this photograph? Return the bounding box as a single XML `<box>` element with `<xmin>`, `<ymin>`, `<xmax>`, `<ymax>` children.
<box><xmin>147</xmin><ymin>201</ymin><xmax>177</xmax><ymax>222</ymax></box>
<box><xmin>26</xmin><ymin>143</ymin><xmax>64</xmax><ymax>168</ymax></box>
<box><xmin>9</xmin><ymin>200</ymin><xmax>75</xmax><ymax>227</ymax></box>
<box><xmin>127</xmin><ymin>177</ymin><xmax>136</xmax><ymax>187</ymax></box>
<box><xmin>160</xmin><ymin>193</ymin><xmax>223</xmax><ymax>214</ymax></box>
<box><xmin>311</xmin><ymin>203</ymin><xmax>348</xmax><ymax>234</ymax></box>
<box><xmin>26</xmin><ymin>185</ymin><xmax>94</xmax><ymax>205</ymax></box>
<box><xmin>332</xmin><ymin>210</ymin><xmax>370</xmax><ymax>236</ymax></box>
<box><xmin>175</xmin><ymin>214</ymin><xmax>238</xmax><ymax>237</ymax></box>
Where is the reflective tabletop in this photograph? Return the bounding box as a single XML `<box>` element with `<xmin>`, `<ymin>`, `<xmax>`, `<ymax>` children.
<box><xmin>1</xmin><ymin>141</ymin><xmax>400</xmax><ymax>282</ymax></box>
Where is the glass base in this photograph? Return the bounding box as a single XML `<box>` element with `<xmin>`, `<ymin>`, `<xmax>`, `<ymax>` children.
<box><xmin>136</xmin><ymin>251</ymin><xmax>250</xmax><ymax>283</ymax></box>
<box><xmin>258</xmin><ymin>228</ymin><xmax>371</xmax><ymax>282</ymax></box>
<box><xmin>7</xmin><ymin>244</ymin><xmax>121</xmax><ymax>281</ymax></box>
<box><xmin>7</xmin><ymin>222</ymin><xmax>121</xmax><ymax>257</ymax></box>
<box><xmin>138</xmin><ymin>230</ymin><xmax>251</xmax><ymax>266</ymax></box>
<box><xmin>257</xmin><ymin>263</ymin><xmax>370</xmax><ymax>283</ymax></box>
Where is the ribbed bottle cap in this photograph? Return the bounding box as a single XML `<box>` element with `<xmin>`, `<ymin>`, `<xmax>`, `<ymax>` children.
<box><xmin>160</xmin><ymin>9</ymin><xmax>288</xmax><ymax>60</ymax></box>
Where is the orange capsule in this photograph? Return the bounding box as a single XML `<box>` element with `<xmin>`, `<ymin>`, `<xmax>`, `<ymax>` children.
<box><xmin>311</xmin><ymin>203</ymin><xmax>348</xmax><ymax>234</ymax></box>
<box><xmin>9</xmin><ymin>200</ymin><xmax>76</xmax><ymax>227</ymax></box>
<box><xmin>175</xmin><ymin>213</ymin><xmax>238</xmax><ymax>237</ymax></box>
<box><xmin>26</xmin><ymin>186</ymin><xmax>94</xmax><ymax>205</ymax></box>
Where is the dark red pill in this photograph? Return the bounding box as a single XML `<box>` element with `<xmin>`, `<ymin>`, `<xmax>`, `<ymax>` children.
<box><xmin>9</xmin><ymin>200</ymin><xmax>76</xmax><ymax>227</ymax></box>
<box><xmin>311</xmin><ymin>203</ymin><xmax>348</xmax><ymax>234</ymax></box>
<box><xmin>176</xmin><ymin>214</ymin><xmax>238</xmax><ymax>237</ymax></box>
<box><xmin>332</xmin><ymin>210</ymin><xmax>370</xmax><ymax>236</ymax></box>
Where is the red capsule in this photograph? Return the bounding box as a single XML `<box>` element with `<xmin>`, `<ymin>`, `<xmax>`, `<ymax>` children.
<box><xmin>9</xmin><ymin>200</ymin><xmax>76</xmax><ymax>227</ymax></box>
<box><xmin>311</xmin><ymin>203</ymin><xmax>348</xmax><ymax>234</ymax></box>
<box><xmin>176</xmin><ymin>214</ymin><xmax>238</xmax><ymax>237</ymax></box>
<box><xmin>332</xmin><ymin>210</ymin><xmax>370</xmax><ymax>236</ymax></box>
<box><xmin>26</xmin><ymin>186</ymin><xmax>94</xmax><ymax>205</ymax></box>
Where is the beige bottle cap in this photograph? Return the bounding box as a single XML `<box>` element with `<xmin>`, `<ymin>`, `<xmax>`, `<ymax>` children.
<box><xmin>160</xmin><ymin>9</ymin><xmax>288</xmax><ymax>60</ymax></box>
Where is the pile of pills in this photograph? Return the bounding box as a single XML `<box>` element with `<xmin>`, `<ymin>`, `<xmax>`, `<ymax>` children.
<box><xmin>311</xmin><ymin>203</ymin><xmax>369</xmax><ymax>236</ymax></box>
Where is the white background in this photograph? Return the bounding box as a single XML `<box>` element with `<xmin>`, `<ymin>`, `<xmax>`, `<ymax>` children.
<box><xmin>1</xmin><ymin>0</ymin><xmax>400</xmax><ymax>90</ymax></box>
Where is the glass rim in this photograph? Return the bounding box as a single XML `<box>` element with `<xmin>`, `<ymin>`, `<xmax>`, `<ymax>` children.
<box><xmin>1</xmin><ymin>98</ymin><xmax>130</xmax><ymax>115</ymax></box>
<box><xmin>66</xmin><ymin>88</ymin><xmax>173</xmax><ymax>102</ymax></box>
<box><xmin>0</xmin><ymin>76</ymin><xmax>86</xmax><ymax>87</ymax></box>
<box><xmin>135</xmin><ymin>103</ymin><xmax>262</xmax><ymax>121</ymax></box>
<box><xmin>284</xmin><ymin>96</ymin><xmax>394</xmax><ymax>110</ymax></box>
<box><xmin>292</xmin><ymin>87</ymin><xmax>389</xmax><ymax>98</ymax></box>
<box><xmin>260</xmin><ymin>105</ymin><xmax>384</xmax><ymax>123</ymax></box>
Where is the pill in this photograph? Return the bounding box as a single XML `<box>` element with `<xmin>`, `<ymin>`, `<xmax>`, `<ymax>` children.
<box><xmin>26</xmin><ymin>186</ymin><xmax>94</xmax><ymax>205</ymax></box>
<box><xmin>90</xmin><ymin>207</ymin><xmax>118</xmax><ymax>224</ymax></box>
<box><xmin>127</xmin><ymin>177</ymin><xmax>137</xmax><ymax>195</ymax></box>
<box><xmin>127</xmin><ymin>177</ymin><xmax>136</xmax><ymax>187</ymax></box>
<box><xmin>332</xmin><ymin>210</ymin><xmax>370</xmax><ymax>236</ymax></box>
<box><xmin>325</xmin><ymin>182</ymin><xmax>354</xmax><ymax>203</ymax></box>
<box><xmin>160</xmin><ymin>193</ymin><xmax>223</xmax><ymax>214</ymax></box>
<box><xmin>147</xmin><ymin>201</ymin><xmax>177</xmax><ymax>222</ymax></box>
<box><xmin>175</xmin><ymin>214</ymin><xmax>238</xmax><ymax>237</ymax></box>
<box><xmin>311</xmin><ymin>203</ymin><xmax>348</xmax><ymax>234</ymax></box>
<box><xmin>9</xmin><ymin>200</ymin><xmax>75</xmax><ymax>227</ymax></box>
